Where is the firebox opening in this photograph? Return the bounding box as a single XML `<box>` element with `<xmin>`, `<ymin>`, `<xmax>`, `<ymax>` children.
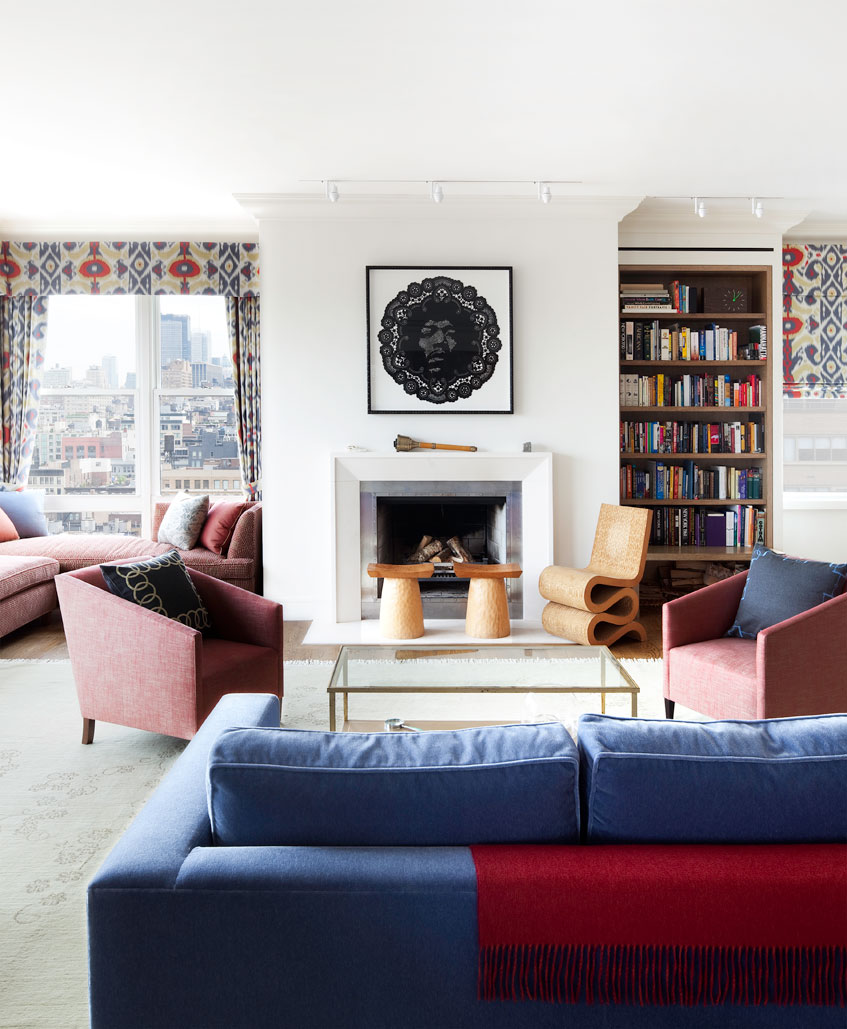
<box><xmin>360</xmin><ymin>479</ymin><xmax>523</xmax><ymax>620</ymax></box>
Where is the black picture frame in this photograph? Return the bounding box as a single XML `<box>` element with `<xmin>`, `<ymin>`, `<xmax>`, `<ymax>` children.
<box><xmin>366</xmin><ymin>265</ymin><xmax>513</xmax><ymax>414</ymax></box>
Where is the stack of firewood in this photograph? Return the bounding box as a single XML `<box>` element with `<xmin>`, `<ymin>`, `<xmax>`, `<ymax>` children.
<box><xmin>407</xmin><ymin>534</ymin><xmax>473</xmax><ymax>564</ymax></box>
<box><xmin>642</xmin><ymin>561</ymin><xmax>748</xmax><ymax>605</ymax></box>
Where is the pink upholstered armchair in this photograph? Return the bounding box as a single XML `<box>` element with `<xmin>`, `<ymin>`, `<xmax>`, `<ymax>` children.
<box><xmin>663</xmin><ymin>570</ymin><xmax>847</xmax><ymax>720</ymax></box>
<box><xmin>56</xmin><ymin>566</ymin><xmax>283</xmax><ymax>743</ymax></box>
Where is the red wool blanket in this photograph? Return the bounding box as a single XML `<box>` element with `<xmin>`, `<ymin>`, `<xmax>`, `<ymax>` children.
<box><xmin>471</xmin><ymin>844</ymin><xmax>847</xmax><ymax>1007</ymax></box>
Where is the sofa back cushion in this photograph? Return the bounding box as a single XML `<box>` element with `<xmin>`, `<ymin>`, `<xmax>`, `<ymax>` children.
<box><xmin>156</xmin><ymin>491</ymin><xmax>210</xmax><ymax>550</ymax></box>
<box><xmin>207</xmin><ymin>722</ymin><xmax>580</xmax><ymax>846</ymax></box>
<box><xmin>578</xmin><ymin>713</ymin><xmax>847</xmax><ymax>844</ymax></box>
<box><xmin>199</xmin><ymin>501</ymin><xmax>248</xmax><ymax>555</ymax></box>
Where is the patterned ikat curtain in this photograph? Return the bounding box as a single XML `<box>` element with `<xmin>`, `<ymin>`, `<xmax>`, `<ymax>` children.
<box><xmin>0</xmin><ymin>295</ymin><xmax>47</xmax><ymax>486</ymax></box>
<box><xmin>0</xmin><ymin>241</ymin><xmax>261</xmax><ymax>495</ymax></box>
<box><xmin>783</xmin><ymin>244</ymin><xmax>847</xmax><ymax>398</ymax></box>
<box><xmin>226</xmin><ymin>296</ymin><xmax>262</xmax><ymax>500</ymax></box>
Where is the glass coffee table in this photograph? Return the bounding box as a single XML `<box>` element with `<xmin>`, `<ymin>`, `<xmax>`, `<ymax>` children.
<box><xmin>327</xmin><ymin>644</ymin><xmax>639</xmax><ymax>731</ymax></box>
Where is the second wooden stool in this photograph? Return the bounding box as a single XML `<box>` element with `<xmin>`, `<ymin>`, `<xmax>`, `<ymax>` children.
<box><xmin>453</xmin><ymin>562</ymin><xmax>522</xmax><ymax>639</ymax></box>
<box><xmin>367</xmin><ymin>563</ymin><xmax>434</xmax><ymax>639</ymax></box>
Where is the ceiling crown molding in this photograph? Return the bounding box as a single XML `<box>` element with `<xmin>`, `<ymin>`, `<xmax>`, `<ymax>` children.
<box><xmin>620</xmin><ymin>198</ymin><xmax>814</xmax><ymax>238</ymax></box>
<box><xmin>235</xmin><ymin>192</ymin><xmax>644</xmax><ymax>224</ymax></box>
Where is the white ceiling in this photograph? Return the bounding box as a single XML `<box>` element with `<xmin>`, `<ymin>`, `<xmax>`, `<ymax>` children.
<box><xmin>4</xmin><ymin>0</ymin><xmax>846</xmax><ymax>235</ymax></box>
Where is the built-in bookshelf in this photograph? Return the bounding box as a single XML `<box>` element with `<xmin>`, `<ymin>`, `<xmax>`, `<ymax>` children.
<box><xmin>618</xmin><ymin>265</ymin><xmax>773</xmax><ymax>596</ymax></box>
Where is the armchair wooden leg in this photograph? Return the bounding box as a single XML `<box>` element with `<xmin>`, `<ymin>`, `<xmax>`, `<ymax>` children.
<box><xmin>664</xmin><ymin>699</ymin><xmax>675</xmax><ymax>719</ymax></box>
<box><xmin>82</xmin><ymin>718</ymin><xmax>95</xmax><ymax>744</ymax></box>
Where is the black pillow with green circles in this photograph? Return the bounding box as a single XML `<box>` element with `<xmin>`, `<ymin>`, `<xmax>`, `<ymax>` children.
<box><xmin>100</xmin><ymin>550</ymin><xmax>211</xmax><ymax>633</ymax></box>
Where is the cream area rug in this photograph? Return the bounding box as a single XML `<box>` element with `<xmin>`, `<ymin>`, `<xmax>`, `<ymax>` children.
<box><xmin>0</xmin><ymin>656</ymin><xmax>681</xmax><ymax>1029</ymax></box>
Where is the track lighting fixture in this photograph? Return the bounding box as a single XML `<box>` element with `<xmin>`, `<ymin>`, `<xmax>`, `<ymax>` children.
<box><xmin>325</xmin><ymin>181</ymin><xmax>339</xmax><ymax>203</ymax></box>
<box><xmin>537</xmin><ymin>181</ymin><xmax>552</xmax><ymax>204</ymax></box>
<box><xmin>693</xmin><ymin>197</ymin><xmax>706</xmax><ymax>218</ymax></box>
<box><xmin>752</xmin><ymin>197</ymin><xmax>763</xmax><ymax>218</ymax></box>
<box><xmin>430</xmin><ymin>181</ymin><xmax>444</xmax><ymax>203</ymax></box>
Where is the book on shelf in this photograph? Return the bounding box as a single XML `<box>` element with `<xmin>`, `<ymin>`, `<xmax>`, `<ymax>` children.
<box><xmin>749</xmin><ymin>324</ymin><xmax>767</xmax><ymax>359</ymax></box>
<box><xmin>705</xmin><ymin>512</ymin><xmax>725</xmax><ymax>547</ymax></box>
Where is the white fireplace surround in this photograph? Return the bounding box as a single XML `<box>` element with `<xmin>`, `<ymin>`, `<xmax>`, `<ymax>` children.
<box><xmin>332</xmin><ymin>451</ymin><xmax>553</xmax><ymax>623</ymax></box>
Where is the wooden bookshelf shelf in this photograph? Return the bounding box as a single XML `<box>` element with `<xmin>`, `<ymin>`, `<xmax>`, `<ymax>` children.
<box><xmin>620</xmin><ymin>312</ymin><xmax>768</xmax><ymax>321</ymax></box>
<box><xmin>620</xmin><ymin>452</ymin><xmax>767</xmax><ymax>460</ymax></box>
<box><xmin>646</xmin><ymin>546</ymin><xmax>755</xmax><ymax>562</ymax></box>
<box><xmin>625</xmin><ymin>498</ymin><xmax>762</xmax><ymax>506</ymax></box>
<box><xmin>621</xmin><ymin>360</ymin><xmax>766</xmax><ymax>368</ymax></box>
<box><xmin>619</xmin><ymin>264</ymin><xmax>773</xmax><ymax>592</ymax></box>
<box><xmin>620</xmin><ymin>406</ymin><xmax>765</xmax><ymax>414</ymax></box>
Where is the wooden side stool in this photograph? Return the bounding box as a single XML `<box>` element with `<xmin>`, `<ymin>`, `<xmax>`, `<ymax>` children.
<box><xmin>367</xmin><ymin>563</ymin><xmax>434</xmax><ymax>639</ymax></box>
<box><xmin>453</xmin><ymin>562</ymin><xmax>522</xmax><ymax>639</ymax></box>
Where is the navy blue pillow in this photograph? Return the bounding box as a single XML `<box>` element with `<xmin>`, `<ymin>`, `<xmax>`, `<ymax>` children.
<box><xmin>726</xmin><ymin>544</ymin><xmax>847</xmax><ymax>638</ymax></box>
<box><xmin>578</xmin><ymin>712</ymin><xmax>847</xmax><ymax>844</ymax></box>
<box><xmin>207</xmin><ymin>722</ymin><xmax>580</xmax><ymax>846</ymax></box>
<box><xmin>100</xmin><ymin>550</ymin><xmax>211</xmax><ymax>633</ymax></box>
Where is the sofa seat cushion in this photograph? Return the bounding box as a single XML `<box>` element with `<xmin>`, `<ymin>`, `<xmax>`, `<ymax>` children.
<box><xmin>207</xmin><ymin>722</ymin><xmax>580</xmax><ymax>847</ymax></box>
<box><xmin>0</xmin><ymin>533</ymin><xmax>166</xmax><ymax>570</ymax></box>
<box><xmin>0</xmin><ymin>533</ymin><xmax>254</xmax><ymax>583</ymax></box>
<box><xmin>0</xmin><ymin>555</ymin><xmax>60</xmax><ymax>601</ymax></box>
<box><xmin>667</xmin><ymin>637</ymin><xmax>758</xmax><ymax>718</ymax></box>
<box><xmin>198</xmin><ymin>638</ymin><xmax>279</xmax><ymax>714</ymax></box>
<box><xmin>578</xmin><ymin>712</ymin><xmax>847</xmax><ymax>844</ymax></box>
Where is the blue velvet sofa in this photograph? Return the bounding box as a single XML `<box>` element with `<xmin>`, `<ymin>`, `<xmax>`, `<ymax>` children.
<box><xmin>87</xmin><ymin>694</ymin><xmax>846</xmax><ymax>1029</ymax></box>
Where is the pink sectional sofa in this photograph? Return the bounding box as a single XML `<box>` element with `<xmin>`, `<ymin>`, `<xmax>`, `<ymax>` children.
<box><xmin>0</xmin><ymin>501</ymin><xmax>262</xmax><ymax>639</ymax></box>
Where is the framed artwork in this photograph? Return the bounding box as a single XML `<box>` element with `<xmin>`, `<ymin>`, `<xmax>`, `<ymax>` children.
<box><xmin>366</xmin><ymin>266</ymin><xmax>513</xmax><ymax>414</ymax></box>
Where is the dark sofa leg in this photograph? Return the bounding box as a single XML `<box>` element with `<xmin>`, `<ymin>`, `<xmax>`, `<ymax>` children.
<box><xmin>82</xmin><ymin>718</ymin><xmax>95</xmax><ymax>744</ymax></box>
<box><xmin>664</xmin><ymin>699</ymin><xmax>675</xmax><ymax>719</ymax></box>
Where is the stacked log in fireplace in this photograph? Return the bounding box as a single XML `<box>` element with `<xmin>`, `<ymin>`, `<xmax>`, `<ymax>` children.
<box><xmin>406</xmin><ymin>534</ymin><xmax>478</xmax><ymax>576</ymax></box>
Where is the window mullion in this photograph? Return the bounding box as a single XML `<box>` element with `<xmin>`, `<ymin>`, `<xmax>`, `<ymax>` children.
<box><xmin>135</xmin><ymin>296</ymin><xmax>154</xmax><ymax>537</ymax></box>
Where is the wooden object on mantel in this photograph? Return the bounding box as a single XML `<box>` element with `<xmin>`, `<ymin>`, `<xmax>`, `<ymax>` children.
<box><xmin>394</xmin><ymin>434</ymin><xmax>477</xmax><ymax>452</ymax></box>
<box><xmin>453</xmin><ymin>562</ymin><xmax>523</xmax><ymax>639</ymax></box>
<box><xmin>367</xmin><ymin>563</ymin><xmax>434</xmax><ymax>640</ymax></box>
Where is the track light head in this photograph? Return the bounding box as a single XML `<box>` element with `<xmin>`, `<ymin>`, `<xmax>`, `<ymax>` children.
<box><xmin>431</xmin><ymin>181</ymin><xmax>444</xmax><ymax>203</ymax></box>
<box><xmin>752</xmin><ymin>197</ymin><xmax>764</xmax><ymax>218</ymax></box>
<box><xmin>325</xmin><ymin>181</ymin><xmax>339</xmax><ymax>203</ymax></box>
<box><xmin>538</xmin><ymin>181</ymin><xmax>552</xmax><ymax>204</ymax></box>
<box><xmin>693</xmin><ymin>197</ymin><xmax>706</xmax><ymax>218</ymax></box>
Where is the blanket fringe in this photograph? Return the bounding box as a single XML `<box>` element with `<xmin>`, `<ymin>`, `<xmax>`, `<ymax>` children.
<box><xmin>479</xmin><ymin>944</ymin><xmax>847</xmax><ymax>1006</ymax></box>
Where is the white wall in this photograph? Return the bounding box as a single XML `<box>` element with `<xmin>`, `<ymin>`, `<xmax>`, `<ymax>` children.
<box><xmin>783</xmin><ymin>506</ymin><xmax>847</xmax><ymax>562</ymax></box>
<box><xmin>250</xmin><ymin>196</ymin><xmax>635</xmax><ymax>618</ymax></box>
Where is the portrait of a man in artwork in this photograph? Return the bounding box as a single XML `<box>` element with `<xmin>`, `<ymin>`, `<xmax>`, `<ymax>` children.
<box><xmin>377</xmin><ymin>275</ymin><xmax>502</xmax><ymax>405</ymax></box>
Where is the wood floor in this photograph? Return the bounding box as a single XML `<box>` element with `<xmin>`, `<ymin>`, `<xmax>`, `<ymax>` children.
<box><xmin>1</xmin><ymin>607</ymin><xmax>664</xmax><ymax>663</ymax></box>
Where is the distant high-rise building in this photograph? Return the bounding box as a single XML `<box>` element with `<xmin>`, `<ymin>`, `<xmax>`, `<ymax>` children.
<box><xmin>43</xmin><ymin>365</ymin><xmax>72</xmax><ymax>388</ymax></box>
<box><xmin>102</xmin><ymin>355</ymin><xmax>118</xmax><ymax>388</ymax></box>
<box><xmin>124</xmin><ymin>372</ymin><xmax>137</xmax><ymax>389</ymax></box>
<box><xmin>161</xmin><ymin>359</ymin><xmax>192</xmax><ymax>389</ymax></box>
<box><xmin>190</xmin><ymin>330</ymin><xmax>210</xmax><ymax>364</ymax></box>
<box><xmin>161</xmin><ymin>313</ymin><xmax>191</xmax><ymax>367</ymax></box>
<box><xmin>85</xmin><ymin>365</ymin><xmax>107</xmax><ymax>389</ymax></box>
<box><xmin>191</xmin><ymin>362</ymin><xmax>225</xmax><ymax>388</ymax></box>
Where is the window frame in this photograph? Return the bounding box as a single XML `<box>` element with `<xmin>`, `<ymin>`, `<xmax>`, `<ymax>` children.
<box><xmin>40</xmin><ymin>296</ymin><xmax>236</xmax><ymax>538</ymax></box>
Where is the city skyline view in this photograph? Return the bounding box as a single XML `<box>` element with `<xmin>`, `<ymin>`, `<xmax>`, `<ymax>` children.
<box><xmin>33</xmin><ymin>296</ymin><xmax>240</xmax><ymax>535</ymax></box>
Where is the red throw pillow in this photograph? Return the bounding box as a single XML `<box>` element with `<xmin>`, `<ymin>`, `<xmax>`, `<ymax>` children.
<box><xmin>0</xmin><ymin>507</ymin><xmax>20</xmax><ymax>542</ymax></box>
<box><xmin>199</xmin><ymin>501</ymin><xmax>247</xmax><ymax>556</ymax></box>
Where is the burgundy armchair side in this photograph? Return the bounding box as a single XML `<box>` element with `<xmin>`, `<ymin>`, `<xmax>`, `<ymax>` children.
<box><xmin>663</xmin><ymin>570</ymin><xmax>847</xmax><ymax>720</ymax></box>
<box><xmin>56</xmin><ymin>566</ymin><xmax>283</xmax><ymax>743</ymax></box>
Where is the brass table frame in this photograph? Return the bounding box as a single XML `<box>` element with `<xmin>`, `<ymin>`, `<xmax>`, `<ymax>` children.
<box><xmin>327</xmin><ymin>644</ymin><xmax>639</xmax><ymax>732</ymax></box>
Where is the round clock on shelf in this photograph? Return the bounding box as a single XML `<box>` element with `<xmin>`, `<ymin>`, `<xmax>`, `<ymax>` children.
<box><xmin>703</xmin><ymin>284</ymin><xmax>749</xmax><ymax>313</ymax></box>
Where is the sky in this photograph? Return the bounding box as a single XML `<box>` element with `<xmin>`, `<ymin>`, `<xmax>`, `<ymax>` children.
<box><xmin>45</xmin><ymin>295</ymin><xmax>229</xmax><ymax>384</ymax></box>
